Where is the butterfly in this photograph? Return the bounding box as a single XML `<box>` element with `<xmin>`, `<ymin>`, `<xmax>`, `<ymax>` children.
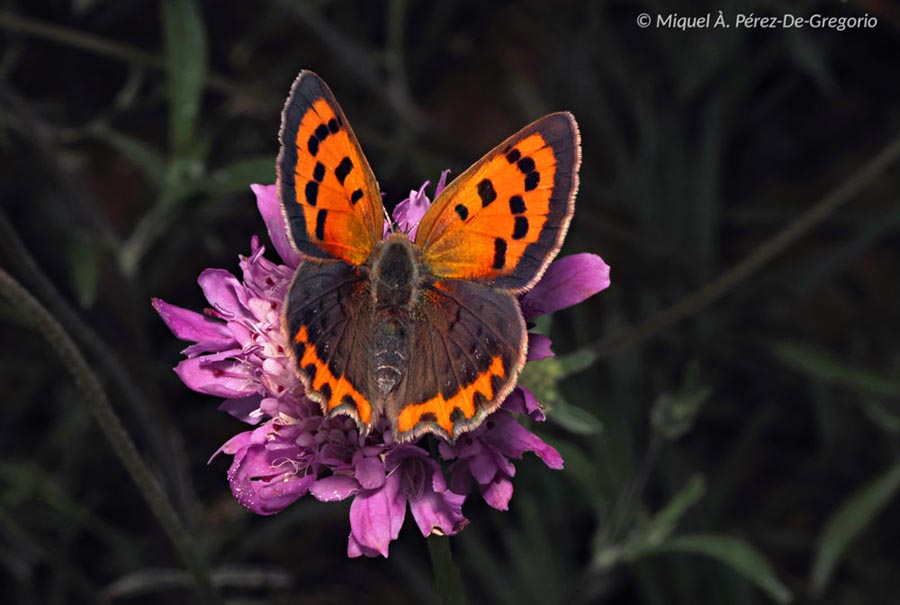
<box><xmin>277</xmin><ymin>71</ymin><xmax>580</xmax><ymax>443</ymax></box>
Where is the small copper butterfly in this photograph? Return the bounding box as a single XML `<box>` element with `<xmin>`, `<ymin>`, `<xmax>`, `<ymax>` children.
<box><xmin>277</xmin><ymin>71</ymin><xmax>580</xmax><ymax>442</ymax></box>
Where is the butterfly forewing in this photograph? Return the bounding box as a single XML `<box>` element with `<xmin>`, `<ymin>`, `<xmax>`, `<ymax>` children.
<box><xmin>278</xmin><ymin>71</ymin><xmax>384</xmax><ymax>264</ymax></box>
<box><xmin>415</xmin><ymin>112</ymin><xmax>580</xmax><ymax>293</ymax></box>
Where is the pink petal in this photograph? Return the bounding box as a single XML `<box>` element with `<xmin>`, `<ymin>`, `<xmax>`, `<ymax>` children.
<box><xmin>218</xmin><ymin>395</ymin><xmax>263</xmax><ymax>424</ymax></box>
<box><xmin>198</xmin><ymin>269</ymin><xmax>251</xmax><ymax>319</ymax></box>
<box><xmin>520</xmin><ymin>253</ymin><xmax>611</xmax><ymax>319</ymax></box>
<box><xmin>348</xmin><ymin>473</ymin><xmax>406</xmax><ymax>558</ymax></box>
<box><xmin>502</xmin><ymin>386</ymin><xmax>546</xmax><ymax>421</ymax></box>
<box><xmin>209</xmin><ymin>430</ymin><xmax>253</xmax><ymax>463</ymax></box>
<box><xmin>251</xmin><ymin>183</ymin><xmax>303</xmax><ymax>268</ymax></box>
<box><xmin>481</xmin><ymin>474</ymin><xmax>514</xmax><ymax>511</ymax></box>
<box><xmin>355</xmin><ymin>456</ymin><xmax>386</xmax><ymax>490</ymax></box>
<box><xmin>409</xmin><ymin>489</ymin><xmax>468</xmax><ymax>537</ymax></box>
<box><xmin>174</xmin><ymin>351</ymin><xmax>258</xmax><ymax>397</ymax></box>
<box><xmin>152</xmin><ymin>298</ymin><xmax>233</xmax><ymax>345</ymax></box>
<box><xmin>484</xmin><ymin>413</ymin><xmax>564</xmax><ymax>470</ymax></box>
<box><xmin>226</xmin><ymin>444</ymin><xmax>313</xmax><ymax>514</ymax></box>
<box><xmin>393</xmin><ymin>181</ymin><xmax>432</xmax><ymax>240</ymax></box>
<box><xmin>468</xmin><ymin>452</ymin><xmax>498</xmax><ymax>484</ymax></box>
<box><xmin>433</xmin><ymin>169</ymin><xmax>450</xmax><ymax>198</ymax></box>
<box><xmin>310</xmin><ymin>475</ymin><xmax>360</xmax><ymax>502</ymax></box>
<box><xmin>526</xmin><ymin>333</ymin><xmax>554</xmax><ymax>361</ymax></box>
<box><xmin>347</xmin><ymin>533</ymin><xmax>381</xmax><ymax>558</ymax></box>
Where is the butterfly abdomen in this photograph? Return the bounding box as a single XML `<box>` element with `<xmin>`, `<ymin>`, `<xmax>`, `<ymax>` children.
<box><xmin>370</xmin><ymin>236</ymin><xmax>419</xmax><ymax>398</ymax></box>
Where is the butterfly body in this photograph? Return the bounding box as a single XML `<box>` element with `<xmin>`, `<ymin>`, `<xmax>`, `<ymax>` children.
<box><xmin>278</xmin><ymin>71</ymin><xmax>580</xmax><ymax>442</ymax></box>
<box><xmin>370</xmin><ymin>235</ymin><xmax>419</xmax><ymax>397</ymax></box>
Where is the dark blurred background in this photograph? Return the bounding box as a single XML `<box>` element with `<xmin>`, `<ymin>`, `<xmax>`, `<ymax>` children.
<box><xmin>2</xmin><ymin>0</ymin><xmax>900</xmax><ymax>603</ymax></box>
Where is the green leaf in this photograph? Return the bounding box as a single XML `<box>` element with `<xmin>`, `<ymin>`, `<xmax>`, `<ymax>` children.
<box><xmin>557</xmin><ymin>348</ymin><xmax>598</xmax><ymax>376</ymax></box>
<box><xmin>87</xmin><ymin>123</ymin><xmax>165</xmax><ymax>184</ymax></box>
<box><xmin>810</xmin><ymin>459</ymin><xmax>900</xmax><ymax>596</ymax></box>
<box><xmin>162</xmin><ymin>0</ymin><xmax>208</xmax><ymax>155</ymax></box>
<box><xmin>518</xmin><ymin>348</ymin><xmax>598</xmax><ymax>409</ymax></box>
<box><xmin>595</xmin><ymin>475</ymin><xmax>706</xmax><ymax>570</ymax></box>
<box><xmin>651</xmin><ymin>363</ymin><xmax>712</xmax><ymax>440</ymax></box>
<box><xmin>206</xmin><ymin>157</ymin><xmax>276</xmax><ymax>196</ymax></box>
<box><xmin>642</xmin><ymin>475</ymin><xmax>706</xmax><ymax>546</ymax></box>
<box><xmin>656</xmin><ymin>534</ymin><xmax>792</xmax><ymax>604</ymax></box>
<box><xmin>771</xmin><ymin>341</ymin><xmax>900</xmax><ymax>398</ymax></box>
<box><xmin>547</xmin><ymin>399</ymin><xmax>603</xmax><ymax>435</ymax></box>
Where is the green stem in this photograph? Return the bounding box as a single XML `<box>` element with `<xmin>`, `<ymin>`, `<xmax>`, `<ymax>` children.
<box><xmin>0</xmin><ymin>268</ymin><xmax>219</xmax><ymax>605</ymax></box>
<box><xmin>0</xmin><ymin>212</ymin><xmax>196</xmax><ymax>521</ymax></box>
<box><xmin>593</xmin><ymin>132</ymin><xmax>900</xmax><ymax>359</ymax></box>
<box><xmin>427</xmin><ymin>535</ymin><xmax>467</xmax><ymax>605</ymax></box>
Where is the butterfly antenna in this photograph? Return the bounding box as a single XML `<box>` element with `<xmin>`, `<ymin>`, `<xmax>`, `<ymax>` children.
<box><xmin>381</xmin><ymin>204</ymin><xmax>394</xmax><ymax>233</ymax></box>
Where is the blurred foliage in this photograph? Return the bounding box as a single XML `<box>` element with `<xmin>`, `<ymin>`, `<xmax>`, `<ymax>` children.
<box><xmin>2</xmin><ymin>0</ymin><xmax>900</xmax><ymax>603</ymax></box>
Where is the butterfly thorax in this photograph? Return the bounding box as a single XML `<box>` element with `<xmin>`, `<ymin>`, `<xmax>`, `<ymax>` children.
<box><xmin>369</xmin><ymin>235</ymin><xmax>423</xmax><ymax>398</ymax></box>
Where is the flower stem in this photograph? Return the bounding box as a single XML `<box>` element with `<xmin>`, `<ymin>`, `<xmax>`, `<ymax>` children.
<box><xmin>0</xmin><ymin>211</ymin><xmax>196</xmax><ymax>522</ymax></box>
<box><xmin>427</xmin><ymin>535</ymin><xmax>467</xmax><ymax>605</ymax></box>
<box><xmin>0</xmin><ymin>267</ymin><xmax>219</xmax><ymax>605</ymax></box>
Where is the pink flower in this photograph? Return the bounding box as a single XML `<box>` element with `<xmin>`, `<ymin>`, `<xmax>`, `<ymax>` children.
<box><xmin>154</xmin><ymin>178</ymin><xmax>610</xmax><ymax>557</ymax></box>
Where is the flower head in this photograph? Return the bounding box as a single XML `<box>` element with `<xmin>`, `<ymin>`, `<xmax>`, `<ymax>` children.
<box><xmin>154</xmin><ymin>178</ymin><xmax>610</xmax><ymax>557</ymax></box>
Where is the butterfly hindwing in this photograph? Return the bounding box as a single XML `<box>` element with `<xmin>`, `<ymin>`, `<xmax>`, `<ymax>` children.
<box><xmin>415</xmin><ymin>112</ymin><xmax>580</xmax><ymax>292</ymax></box>
<box><xmin>284</xmin><ymin>261</ymin><xmax>376</xmax><ymax>430</ymax></box>
<box><xmin>388</xmin><ymin>279</ymin><xmax>527</xmax><ymax>442</ymax></box>
<box><xmin>278</xmin><ymin>71</ymin><xmax>383</xmax><ymax>264</ymax></box>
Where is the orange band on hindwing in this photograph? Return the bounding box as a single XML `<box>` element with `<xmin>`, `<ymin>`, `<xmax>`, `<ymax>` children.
<box><xmin>292</xmin><ymin>325</ymin><xmax>372</xmax><ymax>425</ymax></box>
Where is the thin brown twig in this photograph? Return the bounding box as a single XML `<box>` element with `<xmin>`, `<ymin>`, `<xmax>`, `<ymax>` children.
<box><xmin>593</xmin><ymin>133</ymin><xmax>900</xmax><ymax>359</ymax></box>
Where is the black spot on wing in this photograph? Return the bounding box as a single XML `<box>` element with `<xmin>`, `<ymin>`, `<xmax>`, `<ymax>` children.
<box><xmin>314</xmin><ymin>124</ymin><xmax>329</xmax><ymax>140</ymax></box>
<box><xmin>305</xmin><ymin>181</ymin><xmax>319</xmax><ymax>206</ymax></box>
<box><xmin>449</xmin><ymin>407</ymin><xmax>466</xmax><ymax>423</ymax></box>
<box><xmin>455</xmin><ymin>204</ymin><xmax>468</xmax><ymax>220</ymax></box>
<box><xmin>509</xmin><ymin>195</ymin><xmax>526</xmax><ymax>214</ymax></box>
<box><xmin>513</xmin><ymin>216</ymin><xmax>528</xmax><ymax>240</ymax></box>
<box><xmin>313</xmin><ymin>161</ymin><xmax>325</xmax><ymax>182</ymax></box>
<box><xmin>505</xmin><ymin>148</ymin><xmax>521</xmax><ymax>163</ymax></box>
<box><xmin>516</xmin><ymin>157</ymin><xmax>535</xmax><ymax>174</ymax></box>
<box><xmin>419</xmin><ymin>412</ymin><xmax>438</xmax><ymax>423</ymax></box>
<box><xmin>315</xmin><ymin>209</ymin><xmax>328</xmax><ymax>239</ymax></box>
<box><xmin>328</xmin><ymin>118</ymin><xmax>340</xmax><ymax>133</ymax></box>
<box><xmin>350</xmin><ymin>189</ymin><xmax>364</xmax><ymax>204</ymax></box>
<box><xmin>307</xmin><ymin>135</ymin><xmax>319</xmax><ymax>156</ymax></box>
<box><xmin>320</xmin><ymin>382</ymin><xmax>333</xmax><ymax>402</ymax></box>
<box><xmin>525</xmin><ymin>171</ymin><xmax>540</xmax><ymax>191</ymax></box>
<box><xmin>303</xmin><ymin>363</ymin><xmax>317</xmax><ymax>381</ymax></box>
<box><xmin>335</xmin><ymin>157</ymin><xmax>353</xmax><ymax>185</ymax></box>
<box><xmin>477</xmin><ymin>179</ymin><xmax>497</xmax><ymax>207</ymax></box>
<box><xmin>493</xmin><ymin>238</ymin><xmax>507</xmax><ymax>269</ymax></box>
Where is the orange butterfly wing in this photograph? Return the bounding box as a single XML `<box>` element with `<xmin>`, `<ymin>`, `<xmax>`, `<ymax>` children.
<box><xmin>386</xmin><ymin>113</ymin><xmax>581</xmax><ymax>441</ymax></box>
<box><xmin>278</xmin><ymin>72</ymin><xmax>383</xmax><ymax>431</ymax></box>
<box><xmin>415</xmin><ymin>112</ymin><xmax>580</xmax><ymax>292</ymax></box>
<box><xmin>277</xmin><ymin>71</ymin><xmax>383</xmax><ymax>265</ymax></box>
